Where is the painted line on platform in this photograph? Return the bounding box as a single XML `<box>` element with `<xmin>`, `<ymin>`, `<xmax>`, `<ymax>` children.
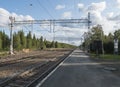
<box><xmin>36</xmin><ymin>50</ymin><xmax>74</xmax><ymax>87</ymax></box>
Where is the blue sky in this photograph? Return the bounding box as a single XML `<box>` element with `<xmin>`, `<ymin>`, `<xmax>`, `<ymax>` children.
<box><xmin>0</xmin><ymin>0</ymin><xmax>120</xmax><ymax>45</ymax></box>
<box><xmin>0</xmin><ymin>0</ymin><xmax>113</xmax><ymax>19</ymax></box>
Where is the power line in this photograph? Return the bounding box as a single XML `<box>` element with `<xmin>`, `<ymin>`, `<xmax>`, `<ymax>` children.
<box><xmin>36</xmin><ymin>0</ymin><xmax>54</xmax><ymax>19</ymax></box>
<box><xmin>74</xmin><ymin>0</ymin><xmax>76</xmax><ymax>10</ymax></box>
<box><xmin>47</xmin><ymin>0</ymin><xmax>58</xmax><ymax>17</ymax></box>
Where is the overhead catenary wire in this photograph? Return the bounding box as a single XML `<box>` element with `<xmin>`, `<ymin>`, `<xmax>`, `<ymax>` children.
<box><xmin>46</xmin><ymin>0</ymin><xmax>58</xmax><ymax>17</ymax></box>
<box><xmin>36</xmin><ymin>0</ymin><xmax>54</xmax><ymax>19</ymax></box>
<box><xmin>74</xmin><ymin>0</ymin><xmax>76</xmax><ymax>10</ymax></box>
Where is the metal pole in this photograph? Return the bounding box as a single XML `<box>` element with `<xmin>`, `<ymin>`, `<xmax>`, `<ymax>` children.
<box><xmin>88</xmin><ymin>12</ymin><xmax>91</xmax><ymax>53</ymax></box>
<box><xmin>88</xmin><ymin>12</ymin><xmax>90</xmax><ymax>30</ymax></box>
<box><xmin>101</xmin><ymin>29</ymin><xmax>104</xmax><ymax>55</ymax></box>
<box><xmin>9</xmin><ymin>16</ymin><xmax>15</xmax><ymax>55</ymax></box>
<box><xmin>80</xmin><ymin>37</ymin><xmax>83</xmax><ymax>50</ymax></box>
<box><xmin>52</xmin><ymin>22</ymin><xmax>55</xmax><ymax>48</ymax></box>
<box><xmin>99</xmin><ymin>25</ymin><xmax>104</xmax><ymax>55</ymax></box>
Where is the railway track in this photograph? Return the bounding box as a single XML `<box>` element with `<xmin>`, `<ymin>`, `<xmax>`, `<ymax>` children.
<box><xmin>0</xmin><ymin>50</ymin><xmax>55</xmax><ymax>67</ymax></box>
<box><xmin>0</xmin><ymin>56</ymin><xmax>36</xmax><ymax>67</ymax></box>
<box><xmin>0</xmin><ymin>50</ymin><xmax>73</xmax><ymax>87</ymax></box>
<box><xmin>0</xmin><ymin>61</ymin><xmax>49</xmax><ymax>87</ymax></box>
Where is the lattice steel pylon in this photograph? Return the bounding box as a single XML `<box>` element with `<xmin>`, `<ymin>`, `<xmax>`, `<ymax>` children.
<box><xmin>9</xmin><ymin>12</ymin><xmax>91</xmax><ymax>54</ymax></box>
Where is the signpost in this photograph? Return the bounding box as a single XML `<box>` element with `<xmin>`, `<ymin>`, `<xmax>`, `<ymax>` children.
<box><xmin>114</xmin><ymin>39</ymin><xmax>118</xmax><ymax>54</ymax></box>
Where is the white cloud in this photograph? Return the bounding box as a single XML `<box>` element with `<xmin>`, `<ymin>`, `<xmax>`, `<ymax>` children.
<box><xmin>0</xmin><ymin>8</ymin><xmax>34</xmax><ymax>27</ymax></box>
<box><xmin>35</xmin><ymin>25</ymin><xmax>87</xmax><ymax>46</ymax></box>
<box><xmin>87</xmin><ymin>1</ymin><xmax>106</xmax><ymax>12</ymax></box>
<box><xmin>108</xmin><ymin>13</ymin><xmax>120</xmax><ymax>21</ymax></box>
<box><xmin>106</xmin><ymin>13</ymin><xmax>120</xmax><ymax>31</ymax></box>
<box><xmin>102</xmin><ymin>19</ymin><xmax>116</xmax><ymax>35</ymax></box>
<box><xmin>55</xmin><ymin>5</ymin><xmax>65</xmax><ymax>10</ymax></box>
<box><xmin>62</xmin><ymin>11</ymin><xmax>72</xmax><ymax>19</ymax></box>
<box><xmin>90</xmin><ymin>11</ymin><xmax>103</xmax><ymax>25</ymax></box>
<box><xmin>86</xmin><ymin>1</ymin><xmax>106</xmax><ymax>22</ymax></box>
<box><xmin>116</xmin><ymin>0</ymin><xmax>120</xmax><ymax>8</ymax></box>
<box><xmin>107</xmin><ymin>12</ymin><xmax>114</xmax><ymax>18</ymax></box>
<box><xmin>84</xmin><ymin>2</ymin><xmax>106</xmax><ymax>26</ymax></box>
<box><xmin>53</xmin><ymin>26</ymin><xmax>86</xmax><ymax>46</ymax></box>
<box><xmin>0</xmin><ymin>8</ymin><xmax>10</xmax><ymax>26</ymax></box>
<box><xmin>55</xmin><ymin>26</ymin><xmax>86</xmax><ymax>46</ymax></box>
<box><xmin>77</xmin><ymin>3</ymin><xmax>84</xmax><ymax>11</ymax></box>
<box><xmin>86</xmin><ymin>1</ymin><xmax>120</xmax><ymax>35</ymax></box>
<box><xmin>11</xmin><ymin>13</ymin><xmax>34</xmax><ymax>21</ymax></box>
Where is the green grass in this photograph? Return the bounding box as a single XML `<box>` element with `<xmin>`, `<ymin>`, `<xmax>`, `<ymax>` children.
<box><xmin>0</xmin><ymin>51</ymin><xmax>9</xmax><ymax>57</ymax></box>
<box><xmin>90</xmin><ymin>54</ymin><xmax>120</xmax><ymax>60</ymax></box>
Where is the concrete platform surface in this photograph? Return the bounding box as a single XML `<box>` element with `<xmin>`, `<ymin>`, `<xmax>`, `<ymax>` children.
<box><xmin>37</xmin><ymin>49</ymin><xmax>120</xmax><ymax>87</ymax></box>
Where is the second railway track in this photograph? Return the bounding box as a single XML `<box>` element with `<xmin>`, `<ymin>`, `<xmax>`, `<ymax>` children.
<box><xmin>0</xmin><ymin>49</ymin><xmax>73</xmax><ymax>87</ymax></box>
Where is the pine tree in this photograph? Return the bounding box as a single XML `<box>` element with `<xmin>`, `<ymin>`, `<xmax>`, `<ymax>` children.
<box><xmin>2</xmin><ymin>31</ymin><xmax>6</xmax><ymax>50</ymax></box>
<box><xmin>0</xmin><ymin>32</ymin><xmax>2</xmax><ymax>50</ymax></box>
<box><xmin>40</xmin><ymin>36</ymin><xmax>44</xmax><ymax>49</ymax></box>
<box><xmin>51</xmin><ymin>41</ymin><xmax>55</xmax><ymax>48</ymax></box>
<box><xmin>13</xmin><ymin>32</ymin><xmax>21</xmax><ymax>51</ymax></box>
<box><xmin>2</xmin><ymin>31</ymin><xmax>9</xmax><ymax>50</ymax></box>
<box><xmin>32</xmin><ymin>34</ymin><xmax>36</xmax><ymax>48</ymax></box>
<box><xmin>19</xmin><ymin>30</ymin><xmax>26</xmax><ymax>49</ymax></box>
<box><xmin>35</xmin><ymin>38</ymin><xmax>39</xmax><ymax>48</ymax></box>
<box><xmin>26</xmin><ymin>31</ymin><xmax>32</xmax><ymax>49</ymax></box>
<box><xmin>55</xmin><ymin>41</ymin><xmax>58</xmax><ymax>48</ymax></box>
<box><xmin>45</xmin><ymin>40</ymin><xmax>51</xmax><ymax>48</ymax></box>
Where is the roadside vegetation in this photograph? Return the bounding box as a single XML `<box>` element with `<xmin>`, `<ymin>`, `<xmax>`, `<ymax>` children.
<box><xmin>90</xmin><ymin>54</ymin><xmax>120</xmax><ymax>60</ymax></box>
<box><xmin>81</xmin><ymin>24</ymin><xmax>120</xmax><ymax>59</ymax></box>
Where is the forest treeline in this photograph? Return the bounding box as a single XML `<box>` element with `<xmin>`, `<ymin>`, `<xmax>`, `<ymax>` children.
<box><xmin>0</xmin><ymin>30</ymin><xmax>76</xmax><ymax>51</ymax></box>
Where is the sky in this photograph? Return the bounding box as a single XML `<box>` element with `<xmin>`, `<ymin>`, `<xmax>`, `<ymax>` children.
<box><xmin>0</xmin><ymin>0</ymin><xmax>120</xmax><ymax>46</ymax></box>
